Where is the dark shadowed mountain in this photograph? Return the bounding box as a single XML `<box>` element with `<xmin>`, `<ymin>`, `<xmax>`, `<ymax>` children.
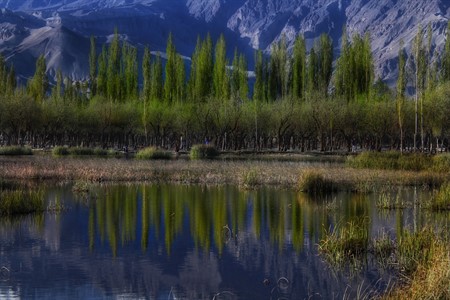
<box><xmin>0</xmin><ymin>0</ymin><xmax>449</xmax><ymax>85</ymax></box>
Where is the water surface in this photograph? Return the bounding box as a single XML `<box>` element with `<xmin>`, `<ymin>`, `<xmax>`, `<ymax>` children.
<box><xmin>0</xmin><ymin>184</ymin><xmax>448</xmax><ymax>299</ymax></box>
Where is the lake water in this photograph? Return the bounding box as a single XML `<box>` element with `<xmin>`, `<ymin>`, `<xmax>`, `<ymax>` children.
<box><xmin>0</xmin><ymin>184</ymin><xmax>448</xmax><ymax>299</ymax></box>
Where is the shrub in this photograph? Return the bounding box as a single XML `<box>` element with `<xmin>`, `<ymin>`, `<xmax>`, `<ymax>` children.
<box><xmin>298</xmin><ymin>170</ymin><xmax>336</xmax><ymax>195</ymax></box>
<box><xmin>136</xmin><ymin>147</ymin><xmax>172</xmax><ymax>160</ymax></box>
<box><xmin>52</xmin><ymin>146</ymin><xmax>69</xmax><ymax>156</ymax></box>
<box><xmin>189</xmin><ymin>144</ymin><xmax>219</xmax><ymax>160</ymax></box>
<box><xmin>0</xmin><ymin>146</ymin><xmax>33</xmax><ymax>156</ymax></box>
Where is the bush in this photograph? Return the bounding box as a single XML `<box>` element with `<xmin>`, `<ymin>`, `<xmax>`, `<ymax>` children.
<box><xmin>298</xmin><ymin>170</ymin><xmax>336</xmax><ymax>195</ymax></box>
<box><xmin>189</xmin><ymin>144</ymin><xmax>219</xmax><ymax>160</ymax></box>
<box><xmin>0</xmin><ymin>146</ymin><xmax>33</xmax><ymax>156</ymax></box>
<box><xmin>136</xmin><ymin>147</ymin><xmax>172</xmax><ymax>160</ymax></box>
<box><xmin>52</xmin><ymin>146</ymin><xmax>69</xmax><ymax>156</ymax></box>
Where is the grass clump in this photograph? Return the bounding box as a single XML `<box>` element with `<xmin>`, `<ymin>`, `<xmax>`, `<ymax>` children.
<box><xmin>0</xmin><ymin>189</ymin><xmax>45</xmax><ymax>216</ymax></box>
<box><xmin>136</xmin><ymin>147</ymin><xmax>172</xmax><ymax>160</ymax></box>
<box><xmin>376</xmin><ymin>192</ymin><xmax>407</xmax><ymax>209</ymax></box>
<box><xmin>426</xmin><ymin>183</ymin><xmax>450</xmax><ymax>211</ymax></box>
<box><xmin>432</xmin><ymin>153</ymin><xmax>450</xmax><ymax>173</ymax></box>
<box><xmin>298</xmin><ymin>170</ymin><xmax>336</xmax><ymax>195</ymax></box>
<box><xmin>241</xmin><ymin>169</ymin><xmax>260</xmax><ymax>189</ymax></box>
<box><xmin>348</xmin><ymin>151</ymin><xmax>432</xmax><ymax>171</ymax></box>
<box><xmin>52</xmin><ymin>146</ymin><xmax>69</xmax><ymax>156</ymax></box>
<box><xmin>318</xmin><ymin>220</ymin><xmax>369</xmax><ymax>266</ymax></box>
<box><xmin>189</xmin><ymin>144</ymin><xmax>219</xmax><ymax>160</ymax></box>
<box><xmin>0</xmin><ymin>146</ymin><xmax>32</xmax><ymax>156</ymax></box>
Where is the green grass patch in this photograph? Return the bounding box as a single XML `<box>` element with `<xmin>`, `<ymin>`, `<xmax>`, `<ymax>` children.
<box><xmin>241</xmin><ymin>169</ymin><xmax>260</xmax><ymax>189</ymax></box>
<box><xmin>376</xmin><ymin>192</ymin><xmax>407</xmax><ymax>209</ymax></box>
<box><xmin>298</xmin><ymin>170</ymin><xmax>336</xmax><ymax>195</ymax></box>
<box><xmin>0</xmin><ymin>189</ymin><xmax>45</xmax><ymax>216</ymax></box>
<box><xmin>135</xmin><ymin>147</ymin><xmax>172</xmax><ymax>160</ymax></box>
<box><xmin>52</xmin><ymin>147</ymin><xmax>109</xmax><ymax>157</ymax></box>
<box><xmin>348</xmin><ymin>151</ymin><xmax>432</xmax><ymax>171</ymax></box>
<box><xmin>0</xmin><ymin>146</ymin><xmax>33</xmax><ymax>156</ymax></box>
<box><xmin>189</xmin><ymin>144</ymin><xmax>219</xmax><ymax>160</ymax></box>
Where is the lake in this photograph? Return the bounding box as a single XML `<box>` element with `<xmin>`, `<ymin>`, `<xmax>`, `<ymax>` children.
<box><xmin>0</xmin><ymin>184</ymin><xmax>448</xmax><ymax>299</ymax></box>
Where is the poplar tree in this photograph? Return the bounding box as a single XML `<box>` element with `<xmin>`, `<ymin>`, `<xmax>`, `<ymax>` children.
<box><xmin>28</xmin><ymin>55</ymin><xmax>48</xmax><ymax>103</ymax></box>
<box><xmin>442</xmin><ymin>22</ymin><xmax>450</xmax><ymax>82</ymax></box>
<box><xmin>150</xmin><ymin>53</ymin><xmax>163</xmax><ymax>101</ymax></box>
<box><xmin>253</xmin><ymin>50</ymin><xmax>266</xmax><ymax>102</ymax></box>
<box><xmin>89</xmin><ymin>36</ymin><xmax>97</xmax><ymax>96</ymax></box>
<box><xmin>97</xmin><ymin>46</ymin><xmax>108</xmax><ymax>97</ymax></box>
<box><xmin>413</xmin><ymin>24</ymin><xmax>426</xmax><ymax>151</ymax></box>
<box><xmin>231</xmin><ymin>48</ymin><xmax>240</xmax><ymax>99</ymax></box>
<box><xmin>142</xmin><ymin>46</ymin><xmax>152</xmax><ymax>103</ymax></box>
<box><xmin>397</xmin><ymin>41</ymin><xmax>406</xmax><ymax>153</ymax></box>
<box><xmin>164</xmin><ymin>33</ymin><xmax>177</xmax><ymax>103</ymax></box>
<box><xmin>292</xmin><ymin>35</ymin><xmax>306</xmax><ymax>100</ymax></box>
<box><xmin>317</xmin><ymin>33</ymin><xmax>333</xmax><ymax>94</ymax></box>
<box><xmin>238</xmin><ymin>53</ymin><xmax>248</xmax><ymax>100</ymax></box>
<box><xmin>107</xmin><ymin>29</ymin><xmax>121</xmax><ymax>100</ymax></box>
<box><xmin>122</xmin><ymin>42</ymin><xmax>138</xmax><ymax>100</ymax></box>
<box><xmin>307</xmin><ymin>47</ymin><xmax>318</xmax><ymax>94</ymax></box>
<box><xmin>213</xmin><ymin>35</ymin><xmax>229</xmax><ymax>99</ymax></box>
<box><xmin>175</xmin><ymin>54</ymin><xmax>186</xmax><ymax>102</ymax></box>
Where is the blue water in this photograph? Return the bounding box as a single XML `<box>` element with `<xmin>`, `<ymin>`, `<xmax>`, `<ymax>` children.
<box><xmin>0</xmin><ymin>184</ymin><xmax>445</xmax><ymax>299</ymax></box>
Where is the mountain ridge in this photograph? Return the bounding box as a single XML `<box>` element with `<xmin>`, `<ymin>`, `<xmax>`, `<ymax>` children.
<box><xmin>0</xmin><ymin>0</ymin><xmax>449</xmax><ymax>86</ymax></box>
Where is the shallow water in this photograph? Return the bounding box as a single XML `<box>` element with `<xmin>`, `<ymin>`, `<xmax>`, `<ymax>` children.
<box><xmin>0</xmin><ymin>184</ymin><xmax>448</xmax><ymax>299</ymax></box>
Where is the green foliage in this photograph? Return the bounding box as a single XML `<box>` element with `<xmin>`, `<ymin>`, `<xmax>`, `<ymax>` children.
<box><xmin>135</xmin><ymin>147</ymin><xmax>172</xmax><ymax>160</ymax></box>
<box><xmin>0</xmin><ymin>189</ymin><xmax>45</xmax><ymax>216</ymax></box>
<box><xmin>27</xmin><ymin>55</ymin><xmax>48</xmax><ymax>103</ymax></box>
<box><xmin>52</xmin><ymin>147</ymin><xmax>108</xmax><ymax>157</ymax></box>
<box><xmin>0</xmin><ymin>146</ymin><xmax>32</xmax><ymax>156</ymax></box>
<box><xmin>292</xmin><ymin>36</ymin><xmax>306</xmax><ymax>99</ymax></box>
<box><xmin>298</xmin><ymin>170</ymin><xmax>336</xmax><ymax>195</ymax></box>
<box><xmin>241</xmin><ymin>169</ymin><xmax>260</xmax><ymax>189</ymax></box>
<box><xmin>189</xmin><ymin>144</ymin><xmax>219</xmax><ymax>160</ymax></box>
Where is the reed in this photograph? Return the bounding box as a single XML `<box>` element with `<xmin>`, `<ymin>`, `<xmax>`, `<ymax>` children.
<box><xmin>0</xmin><ymin>189</ymin><xmax>45</xmax><ymax>216</ymax></box>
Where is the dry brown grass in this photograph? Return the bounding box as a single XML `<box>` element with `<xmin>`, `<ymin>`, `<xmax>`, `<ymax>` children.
<box><xmin>0</xmin><ymin>155</ymin><xmax>448</xmax><ymax>189</ymax></box>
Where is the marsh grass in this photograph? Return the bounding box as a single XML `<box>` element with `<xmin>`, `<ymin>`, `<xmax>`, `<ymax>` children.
<box><xmin>53</xmin><ymin>146</ymin><xmax>109</xmax><ymax>157</ymax></box>
<box><xmin>348</xmin><ymin>151</ymin><xmax>434</xmax><ymax>171</ymax></box>
<box><xmin>432</xmin><ymin>153</ymin><xmax>450</xmax><ymax>173</ymax></box>
<box><xmin>241</xmin><ymin>169</ymin><xmax>260</xmax><ymax>189</ymax></box>
<box><xmin>318</xmin><ymin>219</ymin><xmax>370</xmax><ymax>266</ymax></box>
<box><xmin>0</xmin><ymin>146</ymin><xmax>32</xmax><ymax>156</ymax></box>
<box><xmin>0</xmin><ymin>189</ymin><xmax>45</xmax><ymax>216</ymax></box>
<box><xmin>376</xmin><ymin>192</ymin><xmax>407</xmax><ymax>209</ymax></box>
<box><xmin>135</xmin><ymin>147</ymin><xmax>172</xmax><ymax>160</ymax></box>
<box><xmin>189</xmin><ymin>144</ymin><xmax>219</xmax><ymax>160</ymax></box>
<box><xmin>382</xmin><ymin>228</ymin><xmax>450</xmax><ymax>300</ymax></box>
<box><xmin>298</xmin><ymin>170</ymin><xmax>337</xmax><ymax>195</ymax></box>
<box><xmin>432</xmin><ymin>183</ymin><xmax>450</xmax><ymax>211</ymax></box>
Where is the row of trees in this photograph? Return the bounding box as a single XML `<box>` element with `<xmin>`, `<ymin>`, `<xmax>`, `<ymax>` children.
<box><xmin>0</xmin><ymin>26</ymin><xmax>449</xmax><ymax>152</ymax></box>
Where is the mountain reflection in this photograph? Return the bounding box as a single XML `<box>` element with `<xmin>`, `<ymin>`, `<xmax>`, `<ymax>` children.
<box><xmin>2</xmin><ymin>184</ymin><xmax>444</xmax><ymax>299</ymax></box>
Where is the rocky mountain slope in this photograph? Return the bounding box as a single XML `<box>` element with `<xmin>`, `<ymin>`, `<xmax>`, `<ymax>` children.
<box><xmin>0</xmin><ymin>0</ymin><xmax>449</xmax><ymax>85</ymax></box>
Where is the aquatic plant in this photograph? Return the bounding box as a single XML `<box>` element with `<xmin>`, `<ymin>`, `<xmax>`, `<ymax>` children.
<box><xmin>240</xmin><ymin>169</ymin><xmax>260</xmax><ymax>189</ymax></box>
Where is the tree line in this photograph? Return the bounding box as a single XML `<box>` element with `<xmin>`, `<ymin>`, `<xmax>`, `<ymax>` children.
<box><xmin>0</xmin><ymin>26</ymin><xmax>449</xmax><ymax>152</ymax></box>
